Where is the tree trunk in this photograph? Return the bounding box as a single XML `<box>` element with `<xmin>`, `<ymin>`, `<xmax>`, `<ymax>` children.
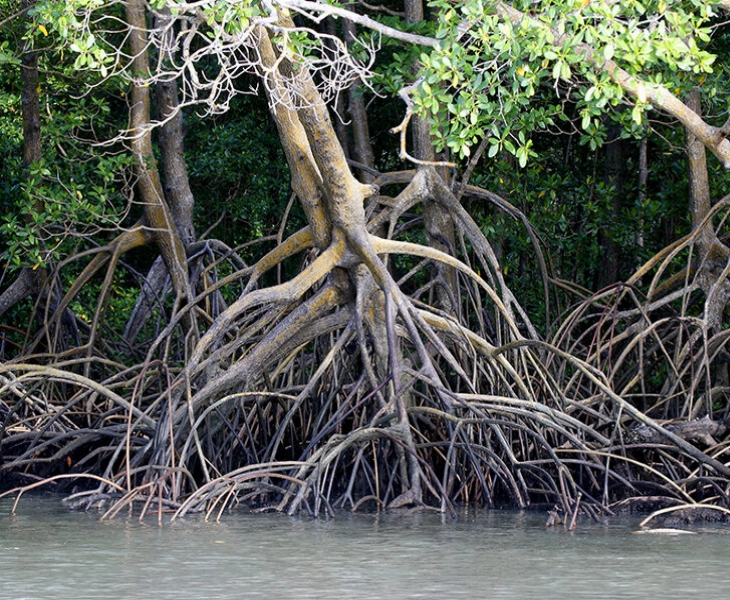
<box><xmin>125</xmin><ymin>0</ymin><xmax>192</xmax><ymax>313</ymax></box>
<box><xmin>0</xmin><ymin>0</ymin><xmax>49</xmax><ymax>323</ymax></box>
<box><xmin>596</xmin><ymin>125</ymin><xmax>624</xmax><ymax>289</ymax></box>
<box><xmin>20</xmin><ymin>0</ymin><xmax>40</xmax><ymax>172</ymax></box>
<box><xmin>685</xmin><ymin>90</ymin><xmax>730</xmax><ymax>410</ymax></box>
<box><xmin>155</xmin><ymin>77</ymin><xmax>195</xmax><ymax>247</ymax></box>
<box><xmin>176</xmin><ymin>21</ymin><xmax>446</xmax><ymax>507</ymax></box>
<box><xmin>687</xmin><ymin>91</ymin><xmax>716</xmax><ymax>251</ymax></box>
<box><xmin>404</xmin><ymin>0</ymin><xmax>458</xmax><ymax>316</ymax></box>
<box><xmin>342</xmin><ymin>13</ymin><xmax>375</xmax><ymax>184</ymax></box>
<box><xmin>685</xmin><ymin>90</ymin><xmax>730</xmax><ymax>333</ymax></box>
<box><xmin>119</xmin><ymin>9</ymin><xmax>198</xmax><ymax>345</ymax></box>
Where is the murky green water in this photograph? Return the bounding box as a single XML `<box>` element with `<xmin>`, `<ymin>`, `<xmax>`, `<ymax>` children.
<box><xmin>1</xmin><ymin>494</ymin><xmax>727</xmax><ymax>599</ymax></box>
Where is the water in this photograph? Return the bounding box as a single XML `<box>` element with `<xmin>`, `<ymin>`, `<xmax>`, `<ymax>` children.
<box><xmin>1</xmin><ymin>494</ymin><xmax>728</xmax><ymax>599</ymax></box>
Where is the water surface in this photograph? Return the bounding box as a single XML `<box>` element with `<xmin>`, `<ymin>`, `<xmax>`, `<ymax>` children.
<box><xmin>1</xmin><ymin>494</ymin><xmax>727</xmax><ymax>599</ymax></box>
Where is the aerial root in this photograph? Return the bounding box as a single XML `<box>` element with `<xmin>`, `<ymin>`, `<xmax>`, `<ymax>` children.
<box><xmin>4</xmin><ymin>195</ymin><xmax>730</xmax><ymax>523</ymax></box>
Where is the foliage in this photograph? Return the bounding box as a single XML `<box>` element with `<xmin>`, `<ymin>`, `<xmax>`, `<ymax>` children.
<box><xmin>411</xmin><ymin>0</ymin><xmax>720</xmax><ymax>161</ymax></box>
<box><xmin>184</xmin><ymin>95</ymin><xmax>294</xmax><ymax>246</ymax></box>
<box><xmin>0</xmin><ymin>10</ymin><xmax>133</xmax><ymax>271</ymax></box>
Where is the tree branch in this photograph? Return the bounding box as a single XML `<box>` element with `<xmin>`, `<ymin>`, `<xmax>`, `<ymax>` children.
<box><xmin>275</xmin><ymin>0</ymin><xmax>440</xmax><ymax>47</ymax></box>
<box><xmin>496</xmin><ymin>2</ymin><xmax>730</xmax><ymax>168</ymax></box>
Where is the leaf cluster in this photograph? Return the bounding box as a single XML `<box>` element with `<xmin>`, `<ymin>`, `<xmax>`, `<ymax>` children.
<box><xmin>407</xmin><ymin>0</ymin><xmax>721</xmax><ymax>163</ymax></box>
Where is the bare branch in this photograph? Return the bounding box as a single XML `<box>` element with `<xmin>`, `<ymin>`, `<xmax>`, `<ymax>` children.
<box><xmin>275</xmin><ymin>0</ymin><xmax>440</xmax><ymax>47</ymax></box>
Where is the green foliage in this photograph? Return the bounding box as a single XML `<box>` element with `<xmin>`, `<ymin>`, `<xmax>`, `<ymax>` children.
<box><xmin>28</xmin><ymin>0</ymin><xmax>105</xmax><ymax>41</ymax></box>
<box><xmin>0</xmin><ymin>152</ymin><xmax>132</xmax><ymax>270</ymax></box>
<box><xmin>0</xmin><ymin>10</ymin><xmax>133</xmax><ymax>271</ymax></box>
<box><xmin>184</xmin><ymin>94</ymin><xmax>295</xmax><ymax>247</ymax></box>
<box><xmin>0</xmin><ymin>65</ymin><xmax>132</xmax><ymax>270</ymax></box>
<box><xmin>409</xmin><ymin>0</ymin><xmax>721</xmax><ymax>162</ymax></box>
<box><xmin>0</xmin><ymin>40</ymin><xmax>19</xmax><ymax>66</ymax></box>
<box><xmin>26</xmin><ymin>0</ymin><xmax>122</xmax><ymax>80</ymax></box>
<box><xmin>366</xmin><ymin>17</ymin><xmax>439</xmax><ymax>95</ymax></box>
<box><xmin>201</xmin><ymin>0</ymin><xmax>262</xmax><ymax>35</ymax></box>
<box><xmin>469</xmin><ymin>121</ymin><xmax>713</xmax><ymax>321</ymax></box>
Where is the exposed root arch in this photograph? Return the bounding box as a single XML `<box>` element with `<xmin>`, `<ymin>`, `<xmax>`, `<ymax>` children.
<box><xmin>0</xmin><ymin>362</ymin><xmax>156</xmax><ymax>428</ymax></box>
<box><xmin>184</xmin><ymin>280</ymin><xmax>351</xmax><ymax>411</ymax></box>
